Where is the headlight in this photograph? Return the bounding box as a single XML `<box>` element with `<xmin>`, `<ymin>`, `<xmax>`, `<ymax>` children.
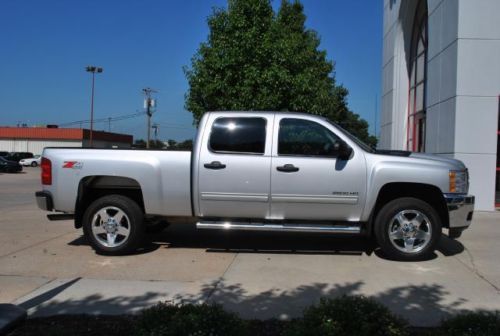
<box><xmin>449</xmin><ymin>170</ymin><xmax>468</xmax><ymax>193</ymax></box>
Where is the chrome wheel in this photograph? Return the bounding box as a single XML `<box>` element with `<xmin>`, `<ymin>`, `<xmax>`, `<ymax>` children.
<box><xmin>388</xmin><ymin>210</ymin><xmax>432</xmax><ymax>254</ymax></box>
<box><xmin>91</xmin><ymin>206</ymin><xmax>130</xmax><ymax>248</ymax></box>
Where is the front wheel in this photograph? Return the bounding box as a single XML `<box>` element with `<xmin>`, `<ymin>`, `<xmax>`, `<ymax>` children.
<box><xmin>82</xmin><ymin>195</ymin><xmax>145</xmax><ymax>255</ymax></box>
<box><xmin>374</xmin><ymin>197</ymin><xmax>441</xmax><ymax>261</ymax></box>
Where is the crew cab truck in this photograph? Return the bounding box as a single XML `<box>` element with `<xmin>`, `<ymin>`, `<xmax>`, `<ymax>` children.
<box><xmin>36</xmin><ymin>112</ymin><xmax>475</xmax><ymax>260</ymax></box>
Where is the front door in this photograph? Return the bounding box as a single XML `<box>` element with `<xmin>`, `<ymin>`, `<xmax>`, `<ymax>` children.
<box><xmin>197</xmin><ymin>114</ymin><xmax>273</xmax><ymax>219</ymax></box>
<box><xmin>270</xmin><ymin>116</ymin><xmax>366</xmax><ymax>221</ymax></box>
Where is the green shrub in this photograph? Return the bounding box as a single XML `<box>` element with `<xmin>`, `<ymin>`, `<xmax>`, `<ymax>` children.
<box><xmin>284</xmin><ymin>295</ymin><xmax>409</xmax><ymax>336</ymax></box>
<box><xmin>134</xmin><ymin>302</ymin><xmax>248</xmax><ymax>336</ymax></box>
<box><xmin>436</xmin><ymin>311</ymin><xmax>500</xmax><ymax>336</ymax></box>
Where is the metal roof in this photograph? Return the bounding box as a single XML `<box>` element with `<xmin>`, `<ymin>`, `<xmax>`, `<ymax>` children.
<box><xmin>0</xmin><ymin>127</ymin><xmax>133</xmax><ymax>143</ymax></box>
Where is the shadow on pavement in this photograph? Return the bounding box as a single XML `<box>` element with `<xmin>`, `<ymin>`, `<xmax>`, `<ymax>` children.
<box><xmin>19</xmin><ymin>278</ymin><xmax>82</xmax><ymax>311</ymax></box>
<box><xmin>24</xmin><ymin>279</ymin><xmax>468</xmax><ymax>327</ymax></box>
<box><xmin>68</xmin><ymin>222</ymin><xmax>465</xmax><ymax>261</ymax></box>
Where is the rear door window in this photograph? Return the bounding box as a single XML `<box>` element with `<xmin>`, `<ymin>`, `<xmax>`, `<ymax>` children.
<box><xmin>209</xmin><ymin>117</ymin><xmax>266</xmax><ymax>154</ymax></box>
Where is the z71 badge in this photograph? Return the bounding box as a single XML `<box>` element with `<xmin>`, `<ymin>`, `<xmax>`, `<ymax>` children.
<box><xmin>63</xmin><ymin>161</ymin><xmax>83</xmax><ymax>169</ymax></box>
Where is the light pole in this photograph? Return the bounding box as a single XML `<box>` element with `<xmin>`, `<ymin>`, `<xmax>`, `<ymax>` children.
<box><xmin>85</xmin><ymin>65</ymin><xmax>103</xmax><ymax>147</ymax></box>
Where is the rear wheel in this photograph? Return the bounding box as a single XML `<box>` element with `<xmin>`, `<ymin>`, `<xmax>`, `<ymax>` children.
<box><xmin>31</xmin><ymin>161</ymin><xmax>38</xmax><ymax>167</ymax></box>
<box><xmin>374</xmin><ymin>197</ymin><xmax>441</xmax><ymax>260</ymax></box>
<box><xmin>82</xmin><ymin>195</ymin><xmax>144</xmax><ymax>255</ymax></box>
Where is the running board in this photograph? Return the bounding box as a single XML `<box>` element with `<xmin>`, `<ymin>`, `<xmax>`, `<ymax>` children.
<box><xmin>196</xmin><ymin>221</ymin><xmax>361</xmax><ymax>234</ymax></box>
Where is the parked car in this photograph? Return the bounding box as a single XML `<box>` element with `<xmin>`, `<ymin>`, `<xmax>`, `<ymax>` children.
<box><xmin>6</xmin><ymin>152</ymin><xmax>34</xmax><ymax>163</ymax></box>
<box><xmin>35</xmin><ymin>111</ymin><xmax>474</xmax><ymax>260</ymax></box>
<box><xmin>20</xmin><ymin>155</ymin><xmax>41</xmax><ymax>167</ymax></box>
<box><xmin>0</xmin><ymin>156</ymin><xmax>23</xmax><ymax>173</ymax></box>
<box><xmin>0</xmin><ymin>151</ymin><xmax>9</xmax><ymax>157</ymax></box>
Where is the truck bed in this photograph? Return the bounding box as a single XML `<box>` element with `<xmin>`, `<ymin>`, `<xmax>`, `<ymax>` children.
<box><xmin>41</xmin><ymin>148</ymin><xmax>192</xmax><ymax>216</ymax></box>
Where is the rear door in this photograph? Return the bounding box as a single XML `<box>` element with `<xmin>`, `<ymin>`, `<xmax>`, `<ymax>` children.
<box><xmin>197</xmin><ymin>113</ymin><xmax>273</xmax><ymax>219</ymax></box>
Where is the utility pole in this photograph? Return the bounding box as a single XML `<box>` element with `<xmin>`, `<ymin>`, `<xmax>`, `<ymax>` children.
<box><xmin>142</xmin><ymin>87</ymin><xmax>157</xmax><ymax>149</ymax></box>
<box><xmin>152</xmin><ymin>123</ymin><xmax>159</xmax><ymax>141</ymax></box>
<box><xmin>108</xmin><ymin>117</ymin><xmax>111</xmax><ymax>132</ymax></box>
<box><xmin>85</xmin><ymin>66</ymin><xmax>103</xmax><ymax>147</ymax></box>
<box><xmin>374</xmin><ymin>94</ymin><xmax>378</xmax><ymax>139</ymax></box>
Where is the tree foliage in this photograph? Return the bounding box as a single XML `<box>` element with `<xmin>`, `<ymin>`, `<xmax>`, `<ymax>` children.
<box><xmin>134</xmin><ymin>139</ymin><xmax>194</xmax><ymax>151</ymax></box>
<box><xmin>185</xmin><ymin>0</ymin><xmax>377</xmax><ymax>147</ymax></box>
<box><xmin>134</xmin><ymin>139</ymin><xmax>166</xmax><ymax>149</ymax></box>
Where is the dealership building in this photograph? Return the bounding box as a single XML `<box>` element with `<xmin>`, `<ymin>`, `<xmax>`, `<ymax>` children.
<box><xmin>381</xmin><ymin>0</ymin><xmax>500</xmax><ymax>210</ymax></box>
<box><xmin>0</xmin><ymin>127</ymin><xmax>133</xmax><ymax>155</ymax></box>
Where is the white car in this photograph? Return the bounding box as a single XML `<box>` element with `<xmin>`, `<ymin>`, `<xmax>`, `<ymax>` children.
<box><xmin>20</xmin><ymin>155</ymin><xmax>41</xmax><ymax>167</ymax></box>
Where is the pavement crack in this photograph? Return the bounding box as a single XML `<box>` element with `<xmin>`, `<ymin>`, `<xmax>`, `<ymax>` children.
<box><xmin>454</xmin><ymin>246</ymin><xmax>500</xmax><ymax>293</ymax></box>
<box><xmin>205</xmin><ymin>253</ymin><xmax>238</xmax><ymax>302</ymax></box>
<box><xmin>0</xmin><ymin>231</ymin><xmax>74</xmax><ymax>259</ymax></box>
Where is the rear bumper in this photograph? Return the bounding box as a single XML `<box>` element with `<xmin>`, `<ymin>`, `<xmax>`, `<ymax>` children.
<box><xmin>35</xmin><ymin>191</ymin><xmax>53</xmax><ymax>211</ymax></box>
<box><xmin>443</xmin><ymin>194</ymin><xmax>474</xmax><ymax>229</ymax></box>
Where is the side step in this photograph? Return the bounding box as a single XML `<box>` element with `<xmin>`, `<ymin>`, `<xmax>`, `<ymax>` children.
<box><xmin>47</xmin><ymin>214</ymin><xmax>75</xmax><ymax>221</ymax></box>
<box><xmin>196</xmin><ymin>221</ymin><xmax>361</xmax><ymax>234</ymax></box>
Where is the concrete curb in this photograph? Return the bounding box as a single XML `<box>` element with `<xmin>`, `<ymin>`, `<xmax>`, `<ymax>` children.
<box><xmin>0</xmin><ymin>304</ymin><xmax>27</xmax><ymax>335</ymax></box>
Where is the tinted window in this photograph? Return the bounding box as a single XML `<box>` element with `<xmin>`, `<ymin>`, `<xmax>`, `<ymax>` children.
<box><xmin>278</xmin><ymin>118</ymin><xmax>341</xmax><ymax>157</ymax></box>
<box><xmin>209</xmin><ymin>117</ymin><xmax>266</xmax><ymax>154</ymax></box>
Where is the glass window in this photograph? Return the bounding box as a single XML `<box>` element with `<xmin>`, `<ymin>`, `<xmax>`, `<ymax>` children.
<box><xmin>209</xmin><ymin>117</ymin><xmax>266</xmax><ymax>154</ymax></box>
<box><xmin>416</xmin><ymin>84</ymin><xmax>424</xmax><ymax>112</ymax></box>
<box><xmin>407</xmin><ymin>0</ymin><xmax>428</xmax><ymax>152</ymax></box>
<box><xmin>496</xmin><ymin>102</ymin><xmax>500</xmax><ymax>208</ymax></box>
<box><xmin>278</xmin><ymin>118</ymin><xmax>341</xmax><ymax>157</ymax></box>
<box><xmin>417</xmin><ymin>54</ymin><xmax>425</xmax><ymax>83</ymax></box>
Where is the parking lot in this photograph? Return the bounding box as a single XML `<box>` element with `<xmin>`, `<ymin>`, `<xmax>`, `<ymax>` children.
<box><xmin>0</xmin><ymin>168</ymin><xmax>499</xmax><ymax>326</ymax></box>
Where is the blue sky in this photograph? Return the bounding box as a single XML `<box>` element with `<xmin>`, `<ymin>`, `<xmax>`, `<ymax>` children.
<box><xmin>0</xmin><ymin>0</ymin><xmax>382</xmax><ymax>141</ymax></box>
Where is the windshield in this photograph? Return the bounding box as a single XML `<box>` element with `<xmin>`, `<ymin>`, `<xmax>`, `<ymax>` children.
<box><xmin>323</xmin><ymin>118</ymin><xmax>375</xmax><ymax>153</ymax></box>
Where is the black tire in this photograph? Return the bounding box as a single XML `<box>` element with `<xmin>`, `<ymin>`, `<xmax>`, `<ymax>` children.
<box><xmin>31</xmin><ymin>161</ymin><xmax>38</xmax><ymax>167</ymax></box>
<box><xmin>82</xmin><ymin>194</ymin><xmax>144</xmax><ymax>255</ymax></box>
<box><xmin>374</xmin><ymin>197</ymin><xmax>441</xmax><ymax>261</ymax></box>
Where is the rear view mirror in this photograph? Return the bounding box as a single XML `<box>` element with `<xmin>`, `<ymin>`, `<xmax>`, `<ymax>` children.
<box><xmin>336</xmin><ymin>141</ymin><xmax>352</xmax><ymax>160</ymax></box>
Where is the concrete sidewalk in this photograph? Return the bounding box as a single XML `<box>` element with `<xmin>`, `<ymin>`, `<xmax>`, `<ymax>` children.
<box><xmin>3</xmin><ymin>212</ymin><xmax>498</xmax><ymax>327</ymax></box>
<box><xmin>1</xmin><ymin>170</ymin><xmax>499</xmax><ymax>327</ymax></box>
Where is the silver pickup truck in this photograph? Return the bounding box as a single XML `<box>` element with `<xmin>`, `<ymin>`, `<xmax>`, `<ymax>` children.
<box><xmin>36</xmin><ymin>111</ymin><xmax>474</xmax><ymax>260</ymax></box>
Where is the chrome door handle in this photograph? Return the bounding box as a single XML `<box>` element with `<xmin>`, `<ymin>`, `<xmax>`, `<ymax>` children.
<box><xmin>204</xmin><ymin>161</ymin><xmax>226</xmax><ymax>170</ymax></box>
<box><xmin>276</xmin><ymin>164</ymin><xmax>299</xmax><ymax>173</ymax></box>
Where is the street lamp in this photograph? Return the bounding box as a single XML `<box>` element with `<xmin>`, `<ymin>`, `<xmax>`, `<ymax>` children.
<box><xmin>85</xmin><ymin>65</ymin><xmax>103</xmax><ymax>147</ymax></box>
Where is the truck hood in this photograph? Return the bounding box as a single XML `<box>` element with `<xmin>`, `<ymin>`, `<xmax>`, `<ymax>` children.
<box><xmin>374</xmin><ymin>150</ymin><xmax>466</xmax><ymax>170</ymax></box>
<box><xmin>409</xmin><ymin>152</ymin><xmax>466</xmax><ymax>170</ymax></box>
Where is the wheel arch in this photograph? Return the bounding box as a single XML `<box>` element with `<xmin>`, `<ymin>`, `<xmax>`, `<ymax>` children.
<box><xmin>74</xmin><ymin>175</ymin><xmax>145</xmax><ymax>229</ymax></box>
<box><xmin>367</xmin><ymin>182</ymin><xmax>449</xmax><ymax>236</ymax></box>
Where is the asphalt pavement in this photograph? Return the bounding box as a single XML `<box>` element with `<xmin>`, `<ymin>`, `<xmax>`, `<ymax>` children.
<box><xmin>0</xmin><ymin>168</ymin><xmax>499</xmax><ymax>326</ymax></box>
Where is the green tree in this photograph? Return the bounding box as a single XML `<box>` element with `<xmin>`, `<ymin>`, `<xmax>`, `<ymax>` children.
<box><xmin>185</xmin><ymin>0</ymin><xmax>377</xmax><ymax>147</ymax></box>
<box><xmin>134</xmin><ymin>139</ymin><xmax>147</xmax><ymax>148</ymax></box>
<box><xmin>166</xmin><ymin>139</ymin><xmax>178</xmax><ymax>149</ymax></box>
<box><xmin>175</xmin><ymin>139</ymin><xmax>193</xmax><ymax>151</ymax></box>
<box><xmin>133</xmin><ymin>139</ymin><xmax>166</xmax><ymax>149</ymax></box>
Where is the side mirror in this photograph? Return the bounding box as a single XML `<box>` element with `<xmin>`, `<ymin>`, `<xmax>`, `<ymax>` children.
<box><xmin>335</xmin><ymin>141</ymin><xmax>353</xmax><ymax>160</ymax></box>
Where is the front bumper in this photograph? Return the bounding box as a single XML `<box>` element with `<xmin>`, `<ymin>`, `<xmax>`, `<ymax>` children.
<box><xmin>443</xmin><ymin>194</ymin><xmax>474</xmax><ymax>230</ymax></box>
<box><xmin>35</xmin><ymin>191</ymin><xmax>53</xmax><ymax>211</ymax></box>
